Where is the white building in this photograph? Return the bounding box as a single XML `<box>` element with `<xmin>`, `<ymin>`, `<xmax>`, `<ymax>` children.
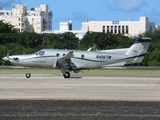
<box><xmin>60</xmin><ymin>20</ymin><xmax>72</xmax><ymax>31</ymax></box>
<box><xmin>0</xmin><ymin>4</ymin><xmax>52</xmax><ymax>33</ymax></box>
<box><xmin>81</xmin><ymin>16</ymin><xmax>158</xmax><ymax>36</ymax></box>
<box><xmin>42</xmin><ymin>21</ymin><xmax>87</xmax><ymax>39</ymax></box>
<box><xmin>42</xmin><ymin>30</ymin><xmax>87</xmax><ymax>39</ymax></box>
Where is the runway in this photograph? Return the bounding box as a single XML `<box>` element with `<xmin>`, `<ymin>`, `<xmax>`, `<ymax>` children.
<box><xmin>0</xmin><ymin>74</ymin><xmax>160</xmax><ymax>101</ymax></box>
<box><xmin>0</xmin><ymin>74</ymin><xmax>160</xmax><ymax>119</ymax></box>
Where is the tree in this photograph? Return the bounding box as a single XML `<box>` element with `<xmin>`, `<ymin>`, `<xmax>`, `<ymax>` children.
<box><xmin>0</xmin><ymin>20</ymin><xmax>19</xmax><ymax>33</ymax></box>
<box><xmin>54</xmin><ymin>32</ymin><xmax>79</xmax><ymax>49</ymax></box>
<box><xmin>79</xmin><ymin>32</ymin><xmax>95</xmax><ymax>50</ymax></box>
<box><xmin>80</xmin><ymin>32</ymin><xmax>133</xmax><ymax>50</ymax></box>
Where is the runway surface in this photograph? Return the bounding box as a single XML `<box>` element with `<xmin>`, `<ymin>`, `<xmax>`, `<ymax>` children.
<box><xmin>0</xmin><ymin>74</ymin><xmax>160</xmax><ymax>119</ymax></box>
<box><xmin>0</xmin><ymin>74</ymin><xmax>160</xmax><ymax>101</ymax></box>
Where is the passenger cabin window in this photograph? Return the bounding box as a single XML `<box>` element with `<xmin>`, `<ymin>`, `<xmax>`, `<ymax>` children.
<box><xmin>81</xmin><ymin>54</ymin><xmax>84</xmax><ymax>59</ymax></box>
<box><xmin>56</xmin><ymin>53</ymin><xmax>60</xmax><ymax>57</ymax></box>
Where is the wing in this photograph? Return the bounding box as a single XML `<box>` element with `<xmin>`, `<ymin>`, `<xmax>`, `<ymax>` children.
<box><xmin>57</xmin><ymin>50</ymin><xmax>74</xmax><ymax>63</ymax></box>
<box><xmin>54</xmin><ymin>50</ymin><xmax>79</xmax><ymax>74</ymax></box>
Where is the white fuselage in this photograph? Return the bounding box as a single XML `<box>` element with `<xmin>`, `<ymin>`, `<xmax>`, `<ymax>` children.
<box><xmin>5</xmin><ymin>49</ymin><xmax>135</xmax><ymax>69</ymax></box>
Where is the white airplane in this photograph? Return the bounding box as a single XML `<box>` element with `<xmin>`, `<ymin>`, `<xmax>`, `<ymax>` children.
<box><xmin>2</xmin><ymin>38</ymin><xmax>151</xmax><ymax>78</ymax></box>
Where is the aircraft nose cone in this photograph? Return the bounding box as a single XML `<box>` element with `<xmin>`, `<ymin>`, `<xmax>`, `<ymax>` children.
<box><xmin>2</xmin><ymin>56</ymin><xmax>9</xmax><ymax>61</ymax></box>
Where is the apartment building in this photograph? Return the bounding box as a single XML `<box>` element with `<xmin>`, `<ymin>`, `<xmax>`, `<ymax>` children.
<box><xmin>0</xmin><ymin>4</ymin><xmax>52</xmax><ymax>33</ymax></box>
<box><xmin>81</xmin><ymin>16</ymin><xmax>158</xmax><ymax>36</ymax></box>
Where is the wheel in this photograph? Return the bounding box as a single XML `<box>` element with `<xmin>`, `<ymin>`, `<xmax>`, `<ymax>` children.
<box><xmin>63</xmin><ymin>71</ymin><xmax>70</xmax><ymax>78</ymax></box>
<box><xmin>26</xmin><ymin>73</ymin><xmax>31</xmax><ymax>78</ymax></box>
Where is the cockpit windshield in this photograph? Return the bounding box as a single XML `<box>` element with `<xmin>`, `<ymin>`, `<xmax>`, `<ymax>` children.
<box><xmin>34</xmin><ymin>50</ymin><xmax>45</xmax><ymax>56</ymax></box>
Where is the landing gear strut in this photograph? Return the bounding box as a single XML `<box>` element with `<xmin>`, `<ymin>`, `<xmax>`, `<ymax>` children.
<box><xmin>63</xmin><ymin>71</ymin><xmax>70</xmax><ymax>78</ymax></box>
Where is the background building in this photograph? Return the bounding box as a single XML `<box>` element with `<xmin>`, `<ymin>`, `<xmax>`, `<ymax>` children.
<box><xmin>81</xmin><ymin>16</ymin><xmax>158</xmax><ymax>36</ymax></box>
<box><xmin>0</xmin><ymin>4</ymin><xmax>52</xmax><ymax>33</ymax></box>
<box><xmin>60</xmin><ymin>20</ymin><xmax>72</xmax><ymax>31</ymax></box>
<box><xmin>42</xmin><ymin>21</ymin><xmax>87</xmax><ymax>39</ymax></box>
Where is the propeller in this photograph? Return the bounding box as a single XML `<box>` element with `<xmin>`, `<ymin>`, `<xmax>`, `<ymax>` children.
<box><xmin>2</xmin><ymin>45</ymin><xmax>12</xmax><ymax>66</ymax></box>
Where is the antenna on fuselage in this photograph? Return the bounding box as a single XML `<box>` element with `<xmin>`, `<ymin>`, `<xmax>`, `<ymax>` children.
<box><xmin>87</xmin><ymin>47</ymin><xmax>92</xmax><ymax>51</ymax></box>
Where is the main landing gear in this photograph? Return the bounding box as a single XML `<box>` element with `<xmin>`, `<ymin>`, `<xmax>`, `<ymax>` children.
<box><xmin>63</xmin><ymin>71</ymin><xmax>70</xmax><ymax>78</ymax></box>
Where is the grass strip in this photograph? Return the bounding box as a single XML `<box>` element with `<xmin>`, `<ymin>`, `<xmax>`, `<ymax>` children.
<box><xmin>0</xmin><ymin>69</ymin><xmax>160</xmax><ymax>76</ymax></box>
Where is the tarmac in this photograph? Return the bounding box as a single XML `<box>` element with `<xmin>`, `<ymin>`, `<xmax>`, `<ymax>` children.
<box><xmin>0</xmin><ymin>74</ymin><xmax>160</xmax><ymax>101</ymax></box>
<box><xmin>0</xmin><ymin>74</ymin><xmax>160</xmax><ymax>119</ymax></box>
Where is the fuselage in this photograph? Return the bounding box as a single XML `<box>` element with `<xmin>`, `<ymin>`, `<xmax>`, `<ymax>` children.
<box><xmin>3</xmin><ymin>49</ymin><xmax>134</xmax><ymax>69</ymax></box>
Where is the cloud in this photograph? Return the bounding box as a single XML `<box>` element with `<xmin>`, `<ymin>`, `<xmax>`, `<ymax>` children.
<box><xmin>112</xmin><ymin>0</ymin><xmax>146</xmax><ymax>12</ymax></box>
<box><xmin>0</xmin><ymin>0</ymin><xmax>22</xmax><ymax>8</ymax></box>
<box><xmin>72</xmin><ymin>12</ymin><xmax>85</xmax><ymax>22</ymax></box>
<box><xmin>72</xmin><ymin>12</ymin><xmax>97</xmax><ymax>23</ymax></box>
<box><xmin>60</xmin><ymin>11</ymin><xmax>96</xmax><ymax>22</ymax></box>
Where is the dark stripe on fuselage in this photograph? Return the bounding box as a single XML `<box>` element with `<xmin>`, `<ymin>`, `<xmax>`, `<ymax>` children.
<box><xmin>117</xmin><ymin>53</ymin><xmax>146</xmax><ymax>61</ymax></box>
<box><xmin>20</xmin><ymin>54</ymin><xmax>146</xmax><ymax>63</ymax></box>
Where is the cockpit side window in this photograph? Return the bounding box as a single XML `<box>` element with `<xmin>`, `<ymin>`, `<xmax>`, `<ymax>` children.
<box><xmin>39</xmin><ymin>51</ymin><xmax>45</xmax><ymax>55</ymax></box>
<box><xmin>34</xmin><ymin>51</ymin><xmax>45</xmax><ymax>56</ymax></box>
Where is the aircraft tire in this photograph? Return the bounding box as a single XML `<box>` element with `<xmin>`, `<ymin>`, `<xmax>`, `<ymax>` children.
<box><xmin>63</xmin><ymin>71</ymin><xmax>70</xmax><ymax>78</ymax></box>
<box><xmin>26</xmin><ymin>73</ymin><xmax>31</xmax><ymax>78</ymax></box>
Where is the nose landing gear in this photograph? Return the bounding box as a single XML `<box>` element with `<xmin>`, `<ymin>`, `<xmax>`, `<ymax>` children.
<box><xmin>26</xmin><ymin>67</ymin><xmax>31</xmax><ymax>78</ymax></box>
<box><xmin>26</xmin><ymin>73</ymin><xmax>31</xmax><ymax>78</ymax></box>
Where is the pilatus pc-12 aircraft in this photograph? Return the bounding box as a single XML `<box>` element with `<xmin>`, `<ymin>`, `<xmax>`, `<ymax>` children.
<box><xmin>3</xmin><ymin>38</ymin><xmax>151</xmax><ymax>78</ymax></box>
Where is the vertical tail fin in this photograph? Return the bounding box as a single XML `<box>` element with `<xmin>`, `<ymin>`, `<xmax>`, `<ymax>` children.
<box><xmin>125</xmin><ymin>38</ymin><xmax>151</xmax><ymax>56</ymax></box>
<box><xmin>125</xmin><ymin>38</ymin><xmax>151</xmax><ymax>64</ymax></box>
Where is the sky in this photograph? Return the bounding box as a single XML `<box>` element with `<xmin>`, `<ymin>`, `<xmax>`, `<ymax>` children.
<box><xmin>0</xmin><ymin>0</ymin><xmax>160</xmax><ymax>30</ymax></box>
